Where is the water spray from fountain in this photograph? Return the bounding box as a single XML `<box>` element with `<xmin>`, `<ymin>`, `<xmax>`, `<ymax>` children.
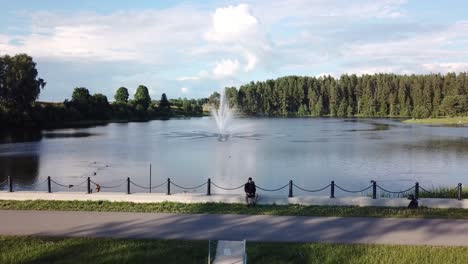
<box><xmin>211</xmin><ymin>88</ymin><xmax>235</xmax><ymax>141</ymax></box>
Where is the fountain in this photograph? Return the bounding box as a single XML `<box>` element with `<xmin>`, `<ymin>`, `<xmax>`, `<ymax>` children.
<box><xmin>211</xmin><ymin>89</ymin><xmax>235</xmax><ymax>141</ymax></box>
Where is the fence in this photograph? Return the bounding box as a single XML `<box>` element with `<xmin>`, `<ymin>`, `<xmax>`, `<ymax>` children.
<box><xmin>0</xmin><ymin>176</ymin><xmax>464</xmax><ymax>201</ymax></box>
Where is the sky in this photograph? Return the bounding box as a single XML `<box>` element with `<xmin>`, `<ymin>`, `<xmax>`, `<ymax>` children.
<box><xmin>1</xmin><ymin>0</ymin><xmax>468</xmax><ymax>101</ymax></box>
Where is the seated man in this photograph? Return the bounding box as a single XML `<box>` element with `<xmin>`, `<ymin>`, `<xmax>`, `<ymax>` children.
<box><xmin>407</xmin><ymin>194</ymin><xmax>418</xmax><ymax>209</ymax></box>
<box><xmin>244</xmin><ymin>177</ymin><xmax>258</xmax><ymax>207</ymax></box>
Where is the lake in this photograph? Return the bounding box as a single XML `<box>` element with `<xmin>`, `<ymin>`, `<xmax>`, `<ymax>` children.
<box><xmin>0</xmin><ymin>117</ymin><xmax>467</xmax><ymax>196</ymax></box>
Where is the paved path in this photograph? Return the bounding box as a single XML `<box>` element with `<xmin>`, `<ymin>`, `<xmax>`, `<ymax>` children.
<box><xmin>1</xmin><ymin>191</ymin><xmax>467</xmax><ymax>209</ymax></box>
<box><xmin>1</xmin><ymin>210</ymin><xmax>467</xmax><ymax>246</ymax></box>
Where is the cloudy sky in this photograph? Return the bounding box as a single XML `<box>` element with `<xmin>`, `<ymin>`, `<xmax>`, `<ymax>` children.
<box><xmin>1</xmin><ymin>0</ymin><xmax>467</xmax><ymax>101</ymax></box>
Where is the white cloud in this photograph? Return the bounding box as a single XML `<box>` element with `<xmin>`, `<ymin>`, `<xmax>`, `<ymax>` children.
<box><xmin>422</xmin><ymin>63</ymin><xmax>468</xmax><ymax>74</ymax></box>
<box><xmin>212</xmin><ymin>59</ymin><xmax>240</xmax><ymax>78</ymax></box>
<box><xmin>180</xmin><ymin>87</ymin><xmax>189</xmax><ymax>94</ymax></box>
<box><xmin>0</xmin><ymin>6</ymin><xmax>208</xmax><ymax>63</ymax></box>
<box><xmin>205</xmin><ymin>4</ymin><xmax>259</xmax><ymax>43</ymax></box>
<box><xmin>1</xmin><ymin>0</ymin><xmax>468</xmax><ymax>101</ymax></box>
<box><xmin>204</xmin><ymin>4</ymin><xmax>271</xmax><ymax>75</ymax></box>
<box><xmin>177</xmin><ymin>76</ymin><xmax>200</xmax><ymax>81</ymax></box>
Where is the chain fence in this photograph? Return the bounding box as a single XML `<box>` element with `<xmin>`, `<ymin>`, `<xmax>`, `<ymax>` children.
<box><xmin>1</xmin><ymin>176</ymin><xmax>464</xmax><ymax>200</ymax></box>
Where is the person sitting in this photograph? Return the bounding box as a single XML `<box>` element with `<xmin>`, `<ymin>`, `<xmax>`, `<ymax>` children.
<box><xmin>244</xmin><ymin>177</ymin><xmax>258</xmax><ymax>207</ymax></box>
<box><xmin>407</xmin><ymin>194</ymin><xmax>418</xmax><ymax>209</ymax></box>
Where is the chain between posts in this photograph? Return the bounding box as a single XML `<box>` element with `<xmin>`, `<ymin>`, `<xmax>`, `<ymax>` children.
<box><xmin>2</xmin><ymin>176</ymin><xmax>465</xmax><ymax>201</ymax></box>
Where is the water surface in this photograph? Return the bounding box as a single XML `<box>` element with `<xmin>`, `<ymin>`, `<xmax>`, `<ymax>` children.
<box><xmin>0</xmin><ymin>118</ymin><xmax>467</xmax><ymax>195</ymax></box>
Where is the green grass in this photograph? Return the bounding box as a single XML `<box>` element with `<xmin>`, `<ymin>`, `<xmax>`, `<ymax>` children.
<box><xmin>418</xmin><ymin>187</ymin><xmax>467</xmax><ymax>199</ymax></box>
<box><xmin>403</xmin><ymin>116</ymin><xmax>468</xmax><ymax>125</ymax></box>
<box><xmin>0</xmin><ymin>236</ymin><xmax>208</xmax><ymax>264</ymax></box>
<box><xmin>1</xmin><ymin>236</ymin><xmax>467</xmax><ymax>264</ymax></box>
<box><xmin>0</xmin><ymin>200</ymin><xmax>467</xmax><ymax>219</ymax></box>
<box><xmin>248</xmin><ymin>242</ymin><xmax>468</xmax><ymax>264</ymax></box>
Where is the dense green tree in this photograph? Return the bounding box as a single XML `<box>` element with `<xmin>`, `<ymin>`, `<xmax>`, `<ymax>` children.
<box><xmin>159</xmin><ymin>93</ymin><xmax>170</xmax><ymax>108</ymax></box>
<box><xmin>134</xmin><ymin>85</ymin><xmax>151</xmax><ymax>110</ymax></box>
<box><xmin>114</xmin><ymin>87</ymin><xmax>129</xmax><ymax>104</ymax></box>
<box><xmin>71</xmin><ymin>87</ymin><xmax>91</xmax><ymax>103</ymax></box>
<box><xmin>0</xmin><ymin>54</ymin><xmax>46</xmax><ymax>110</ymax></box>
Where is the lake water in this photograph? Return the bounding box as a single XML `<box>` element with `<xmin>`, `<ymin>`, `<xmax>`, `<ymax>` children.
<box><xmin>0</xmin><ymin>118</ymin><xmax>467</xmax><ymax>196</ymax></box>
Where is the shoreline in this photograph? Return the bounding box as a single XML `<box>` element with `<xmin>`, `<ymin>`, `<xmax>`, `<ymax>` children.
<box><xmin>1</xmin><ymin>191</ymin><xmax>466</xmax><ymax>209</ymax></box>
<box><xmin>403</xmin><ymin>116</ymin><xmax>468</xmax><ymax>125</ymax></box>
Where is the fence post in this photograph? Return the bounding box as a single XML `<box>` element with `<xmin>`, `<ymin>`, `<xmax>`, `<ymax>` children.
<box><xmin>47</xmin><ymin>176</ymin><xmax>51</xmax><ymax>193</ymax></box>
<box><xmin>458</xmin><ymin>183</ymin><xmax>463</xmax><ymax>201</ymax></box>
<box><xmin>415</xmin><ymin>182</ymin><xmax>419</xmax><ymax>200</ymax></box>
<box><xmin>149</xmin><ymin>164</ymin><xmax>152</xmax><ymax>194</ymax></box>
<box><xmin>372</xmin><ymin>180</ymin><xmax>377</xmax><ymax>199</ymax></box>
<box><xmin>87</xmin><ymin>177</ymin><xmax>91</xmax><ymax>194</ymax></box>
<box><xmin>288</xmin><ymin>180</ymin><xmax>293</xmax><ymax>198</ymax></box>
<box><xmin>8</xmin><ymin>176</ymin><xmax>13</xmax><ymax>192</ymax></box>
<box><xmin>167</xmin><ymin>178</ymin><xmax>171</xmax><ymax>195</ymax></box>
<box><xmin>330</xmin><ymin>181</ymin><xmax>335</xmax><ymax>198</ymax></box>
<box><xmin>127</xmin><ymin>177</ymin><xmax>130</xmax><ymax>194</ymax></box>
<box><xmin>207</xmin><ymin>178</ymin><xmax>211</xmax><ymax>196</ymax></box>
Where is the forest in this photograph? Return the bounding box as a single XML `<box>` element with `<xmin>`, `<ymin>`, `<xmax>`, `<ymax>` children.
<box><xmin>222</xmin><ymin>73</ymin><xmax>468</xmax><ymax>118</ymax></box>
<box><xmin>0</xmin><ymin>54</ymin><xmax>204</xmax><ymax>127</ymax></box>
<box><xmin>2</xmin><ymin>53</ymin><xmax>468</xmax><ymax>128</ymax></box>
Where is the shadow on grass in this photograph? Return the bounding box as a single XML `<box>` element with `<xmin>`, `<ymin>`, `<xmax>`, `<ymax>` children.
<box><xmin>0</xmin><ymin>236</ymin><xmax>207</xmax><ymax>264</ymax></box>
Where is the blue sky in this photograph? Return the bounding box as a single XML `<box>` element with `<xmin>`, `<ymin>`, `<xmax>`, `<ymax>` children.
<box><xmin>1</xmin><ymin>0</ymin><xmax>468</xmax><ymax>101</ymax></box>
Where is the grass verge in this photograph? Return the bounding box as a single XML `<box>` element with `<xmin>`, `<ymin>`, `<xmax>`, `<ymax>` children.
<box><xmin>403</xmin><ymin>116</ymin><xmax>468</xmax><ymax>125</ymax></box>
<box><xmin>0</xmin><ymin>236</ymin><xmax>208</xmax><ymax>264</ymax></box>
<box><xmin>1</xmin><ymin>236</ymin><xmax>467</xmax><ymax>264</ymax></box>
<box><xmin>0</xmin><ymin>200</ymin><xmax>467</xmax><ymax>219</ymax></box>
<box><xmin>248</xmin><ymin>241</ymin><xmax>468</xmax><ymax>264</ymax></box>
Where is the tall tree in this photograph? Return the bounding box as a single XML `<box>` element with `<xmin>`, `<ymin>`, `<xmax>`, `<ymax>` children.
<box><xmin>0</xmin><ymin>54</ymin><xmax>46</xmax><ymax>110</ymax></box>
<box><xmin>134</xmin><ymin>85</ymin><xmax>151</xmax><ymax>110</ymax></box>
<box><xmin>114</xmin><ymin>87</ymin><xmax>129</xmax><ymax>104</ymax></box>
<box><xmin>159</xmin><ymin>93</ymin><xmax>170</xmax><ymax>108</ymax></box>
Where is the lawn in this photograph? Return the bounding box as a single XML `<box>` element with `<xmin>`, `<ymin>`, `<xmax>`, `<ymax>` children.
<box><xmin>0</xmin><ymin>236</ymin><xmax>208</xmax><ymax>264</ymax></box>
<box><xmin>0</xmin><ymin>200</ymin><xmax>467</xmax><ymax>219</ymax></box>
<box><xmin>248</xmin><ymin>242</ymin><xmax>468</xmax><ymax>264</ymax></box>
<box><xmin>403</xmin><ymin>116</ymin><xmax>468</xmax><ymax>125</ymax></box>
<box><xmin>1</xmin><ymin>236</ymin><xmax>467</xmax><ymax>264</ymax></box>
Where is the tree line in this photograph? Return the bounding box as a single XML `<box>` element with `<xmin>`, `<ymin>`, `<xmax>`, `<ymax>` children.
<box><xmin>0</xmin><ymin>54</ymin><xmax>204</xmax><ymax>127</ymax></box>
<box><xmin>2</xmin><ymin>53</ymin><xmax>468</xmax><ymax>128</ymax></box>
<box><xmin>221</xmin><ymin>73</ymin><xmax>468</xmax><ymax>118</ymax></box>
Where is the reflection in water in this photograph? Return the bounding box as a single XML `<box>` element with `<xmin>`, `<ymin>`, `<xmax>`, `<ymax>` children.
<box><xmin>0</xmin><ymin>129</ymin><xmax>42</xmax><ymax>144</ymax></box>
<box><xmin>164</xmin><ymin>131</ymin><xmax>262</xmax><ymax>141</ymax></box>
<box><xmin>0</xmin><ymin>154</ymin><xmax>40</xmax><ymax>186</ymax></box>
<box><xmin>0</xmin><ymin>118</ymin><xmax>467</xmax><ymax>193</ymax></box>
<box><xmin>43</xmin><ymin>132</ymin><xmax>97</xmax><ymax>139</ymax></box>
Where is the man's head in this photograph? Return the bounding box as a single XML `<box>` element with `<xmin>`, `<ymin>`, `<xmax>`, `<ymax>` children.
<box><xmin>248</xmin><ymin>177</ymin><xmax>252</xmax><ymax>183</ymax></box>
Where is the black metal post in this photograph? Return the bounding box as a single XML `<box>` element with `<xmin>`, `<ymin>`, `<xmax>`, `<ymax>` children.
<box><xmin>330</xmin><ymin>180</ymin><xmax>335</xmax><ymax>198</ymax></box>
<box><xmin>149</xmin><ymin>164</ymin><xmax>152</xmax><ymax>193</ymax></box>
<box><xmin>415</xmin><ymin>182</ymin><xmax>419</xmax><ymax>200</ymax></box>
<box><xmin>127</xmin><ymin>177</ymin><xmax>130</xmax><ymax>194</ymax></box>
<box><xmin>458</xmin><ymin>183</ymin><xmax>463</xmax><ymax>201</ymax></box>
<box><xmin>87</xmin><ymin>177</ymin><xmax>91</xmax><ymax>194</ymax></box>
<box><xmin>288</xmin><ymin>180</ymin><xmax>293</xmax><ymax>198</ymax></box>
<box><xmin>8</xmin><ymin>176</ymin><xmax>13</xmax><ymax>192</ymax></box>
<box><xmin>47</xmin><ymin>176</ymin><xmax>51</xmax><ymax>193</ymax></box>
<box><xmin>207</xmin><ymin>178</ymin><xmax>211</xmax><ymax>196</ymax></box>
<box><xmin>167</xmin><ymin>178</ymin><xmax>171</xmax><ymax>195</ymax></box>
<box><xmin>372</xmin><ymin>180</ymin><xmax>377</xmax><ymax>199</ymax></box>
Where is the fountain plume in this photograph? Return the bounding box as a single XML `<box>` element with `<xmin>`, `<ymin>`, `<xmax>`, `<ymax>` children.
<box><xmin>211</xmin><ymin>89</ymin><xmax>235</xmax><ymax>141</ymax></box>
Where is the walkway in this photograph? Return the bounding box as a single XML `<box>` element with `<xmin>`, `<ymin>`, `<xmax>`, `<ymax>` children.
<box><xmin>1</xmin><ymin>210</ymin><xmax>467</xmax><ymax>246</ymax></box>
<box><xmin>1</xmin><ymin>191</ymin><xmax>467</xmax><ymax>208</ymax></box>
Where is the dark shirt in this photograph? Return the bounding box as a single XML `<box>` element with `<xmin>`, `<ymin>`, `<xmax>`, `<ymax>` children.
<box><xmin>244</xmin><ymin>181</ymin><xmax>256</xmax><ymax>194</ymax></box>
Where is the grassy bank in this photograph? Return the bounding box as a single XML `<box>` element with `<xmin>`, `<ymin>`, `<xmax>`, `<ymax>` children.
<box><xmin>0</xmin><ymin>236</ymin><xmax>208</xmax><ymax>264</ymax></box>
<box><xmin>0</xmin><ymin>200</ymin><xmax>467</xmax><ymax>219</ymax></box>
<box><xmin>1</xmin><ymin>236</ymin><xmax>467</xmax><ymax>264</ymax></box>
<box><xmin>248</xmin><ymin>242</ymin><xmax>468</xmax><ymax>264</ymax></box>
<box><xmin>403</xmin><ymin>116</ymin><xmax>468</xmax><ymax>125</ymax></box>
